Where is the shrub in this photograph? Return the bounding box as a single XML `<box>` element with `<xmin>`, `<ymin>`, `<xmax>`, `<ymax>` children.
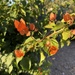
<box><xmin>0</xmin><ymin>0</ymin><xmax>75</xmax><ymax>75</ymax></box>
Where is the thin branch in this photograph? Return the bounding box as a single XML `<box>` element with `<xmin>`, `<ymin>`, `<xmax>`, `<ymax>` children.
<box><xmin>46</xmin><ymin>27</ymin><xmax>65</xmax><ymax>38</ymax></box>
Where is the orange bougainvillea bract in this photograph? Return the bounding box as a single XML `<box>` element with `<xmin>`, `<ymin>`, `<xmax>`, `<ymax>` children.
<box><xmin>14</xmin><ymin>18</ymin><xmax>30</xmax><ymax>36</ymax></box>
<box><xmin>50</xmin><ymin>12</ymin><xmax>56</xmax><ymax>21</ymax></box>
<box><xmin>71</xmin><ymin>29</ymin><xmax>75</xmax><ymax>35</ymax></box>
<box><xmin>63</xmin><ymin>13</ymin><xmax>71</xmax><ymax>22</ymax></box>
<box><xmin>29</xmin><ymin>23</ymin><xmax>35</xmax><ymax>31</ymax></box>
<box><xmin>14</xmin><ymin>49</ymin><xmax>24</xmax><ymax>58</ymax></box>
<box><xmin>63</xmin><ymin>12</ymin><xmax>74</xmax><ymax>25</ymax></box>
<box><xmin>49</xmin><ymin>46</ymin><xmax>58</xmax><ymax>56</ymax></box>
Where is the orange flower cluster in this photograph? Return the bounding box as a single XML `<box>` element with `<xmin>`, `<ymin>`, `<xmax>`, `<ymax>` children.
<box><xmin>45</xmin><ymin>41</ymin><xmax>58</xmax><ymax>55</ymax></box>
<box><xmin>63</xmin><ymin>12</ymin><xmax>75</xmax><ymax>25</ymax></box>
<box><xmin>49</xmin><ymin>12</ymin><xmax>75</xmax><ymax>25</ymax></box>
<box><xmin>14</xmin><ymin>18</ymin><xmax>37</xmax><ymax>36</ymax></box>
<box><xmin>49</xmin><ymin>12</ymin><xmax>56</xmax><ymax>21</ymax></box>
<box><xmin>14</xmin><ymin>49</ymin><xmax>24</xmax><ymax>58</ymax></box>
<box><xmin>49</xmin><ymin>46</ymin><xmax>58</xmax><ymax>56</ymax></box>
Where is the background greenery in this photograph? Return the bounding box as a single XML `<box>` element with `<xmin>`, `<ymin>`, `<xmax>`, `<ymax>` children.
<box><xmin>0</xmin><ymin>0</ymin><xmax>75</xmax><ymax>75</ymax></box>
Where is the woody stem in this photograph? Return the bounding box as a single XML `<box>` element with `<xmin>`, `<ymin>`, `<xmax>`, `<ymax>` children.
<box><xmin>22</xmin><ymin>27</ymin><xmax>65</xmax><ymax>49</ymax></box>
<box><xmin>46</xmin><ymin>27</ymin><xmax>65</xmax><ymax>38</ymax></box>
<box><xmin>35</xmin><ymin>27</ymin><xmax>65</xmax><ymax>45</ymax></box>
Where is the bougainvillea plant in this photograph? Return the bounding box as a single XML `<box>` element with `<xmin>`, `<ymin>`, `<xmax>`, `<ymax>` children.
<box><xmin>0</xmin><ymin>0</ymin><xmax>75</xmax><ymax>75</ymax></box>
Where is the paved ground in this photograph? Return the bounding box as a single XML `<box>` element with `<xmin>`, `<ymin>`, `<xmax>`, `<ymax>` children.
<box><xmin>49</xmin><ymin>40</ymin><xmax>75</xmax><ymax>75</ymax></box>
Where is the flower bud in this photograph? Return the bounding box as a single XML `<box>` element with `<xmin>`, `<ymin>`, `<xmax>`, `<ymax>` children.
<box><xmin>14</xmin><ymin>49</ymin><xmax>24</xmax><ymax>58</ymax></box>
<box><xmin>29</xmin><ymin>23</ymin><xmax>35</xmax><ymax>31</ymax></box>
<box><xmin>63</xmin><ymin>12</ymin><xmax>71</xmax><ymax>22</ymax></box>
<box><xmin>50</xmin><ymin>12</ymin><xmax>56</xmax><ymax>21</ymax></box>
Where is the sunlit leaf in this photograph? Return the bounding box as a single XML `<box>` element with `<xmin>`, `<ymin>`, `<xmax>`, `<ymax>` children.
<box><xmin>44</xmin><ymin>22</ymin><xmax>56</xmax><ymax>29</ymax></box>
<box><xmin>52</xmin><ymin>22</ymin><xmax>66</xmax><ymax>31</ymax></box>
<box><xmin>71</xmin><ymin>36</ymin><xmax>75</xmax><ymax>40</ymax></box>
<box><xmin>61</xmin><ymin>19</ymin><xmax>65</xmax><ymax>22</ymax></box>
<box><xmin>16</xmin><ymin>57</ymin><xmax>23</xmax><ymax>64</ymax></box>
<box><xmin>71</xmin><ymin>13</ymin><xmax>75</xmax><ymax>16</ymax></box>
<box><xmin>40</xmin><ymin>51</ymin><xmax>45</xmax><ymax>62</ymax></box>
<box><xmin>21</xmin><ymin>8</ymin><xmax>26</xmax><ymax>16</ymax></box>
<box><xmin>25</xmin><ymin>37</ymin><xmax>34</xmax><ymax>44</ymax></box>
<box><xmin>8</xmin><ymin>65</ymin><xmax>13</xmax><ymax>74</ymax></box>
<box><xmin>34</xmin><ymin>5</ymin><xmax>38</xmax><ymax>9</ymax></box>
<box><xmin>40</xmin><ymin>0</ymin><xmax>44</xmax><ymax>3</ymax></box>
<box><xmin>39</xmin><ymin>41</ymin><xmax>44</xmax><ymax>48</ymax></box>
<box><xmin>10</xmin><ymin>10</ymin><xmax>17</xmax><ymax>18</ymax></box>
<box><xmin>60</xmin><ymin>39</ymin><xmax>65</xmax><ymax>48</ymax></box>
<box><xmin>50</xmin><ymin>38</ymin><xmax>59</xmax><ymax>48</ymax></box>
<box><xmin>1</xmin><ymin>54</ymin><xmax>7</xmax><ymax>63</ymax></box>
<box><xmin>66</xmin><ymin>40</ymin><xmax>71</xmax><ymax>46</ymax></box>
<box><xmin>5</xmin><ymin>53</ymin><xmax>14</xmax><ymax>67</ymax></box>
<box><xmin>62</xmin><ymin>31</ymin><xmax>71</xmax><ymax>40</ymax></box>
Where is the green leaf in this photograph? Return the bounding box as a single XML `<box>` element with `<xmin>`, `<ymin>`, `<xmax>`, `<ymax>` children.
<box><xmin>50</xmin><ymin>38</ymin><xmax>59</xmax><ymax>48</ymax></box>
<box><xmin>40</xmin><ymin>51</ymin><xmax>45</xmax><ymax>62</ymax></box>
<box><xmin>5</xmin><ymin>53</ymin><xmax>14</xmax><ymax>67</ymax></box>
<box><xmin>25</xmin><ymin>37</ymin><xmax>34</xmax><ymax>44</ymax></box>
<box><xmin>10</xmin><ymin>10</ymin><xmax>17</xmax><ymax>18</ymax></box>
<box><xmin>39</xmin><ymin>51</ymin><xmax>46</xmax><ymax>66</ymax></box>
<box><xmin>40</xmin><ymin>0</ymin><xmax>44</xmax><ymax>3</ymax></box>
<box><xmin>66</xmin><ymin>40</ymin><xmax>71</xmax><ymax>46</ymax></box>
<box><xmin>1</xmin><ymin>54</ymin><xmax>8</xmax><ymax>63</ymax></box>
<box><xmin>71</xmin><ymin>36</ymin><xmax>75</xmax><ymax>40</ymax></box>
<box><xmin>20</xmin><ymin>57</ymin><xmax>31</xmax><ymax>70</ymax></box>
<box><xmin>34</xmin><ymin>5</ymin><xmax>38</xmax><ymax>9</ymax></box>
<box><xmin>21</xmin><ymin>8</ymin><xmax>26</xmax><ymax>16</ymax></box>
<box><xmin>44</xmin><ymin>22</ymin><xmax>56</xmax><ymax>29</ymax></box>
<box><xmin>62</xmin><ymin>31</ymin><xmax>71</xmax><ymax>40</ymax></box>
<box><xmin>61</xmin><ymin>19</ymin><xmax>65</xmax><ymax>23</ymax></box>
<box><xmin>71</xmin><ymin>13</ymin><xmax>75</xmax><ymax>16</ymax></box>
<box><xmin>8</xmin><ymin>65</ymin><xmax>13</xmax><ymax>74</ymax></box>
<box><xmin>2</xmin><ymin>38</ymin><xmax>5</xmax><ymax>42</ymax></box>
<box><xmin>52</xmin><ymin>21</ymin><xmax>66</xmax><ymax>31</ymax></box>
<box><xmin>60</xmin><ymin>39</ymin><xmax>65</xmax><ymax>48</ymax></box>
<box><xmin>16</xmin><ymin>57</ymin><xmax>23</xmax><ymax>64</ymax></box>
<box><xmin>39</xmin><ymin>41</ymin><xmax>44</xmax><ymax>48</ymax></box>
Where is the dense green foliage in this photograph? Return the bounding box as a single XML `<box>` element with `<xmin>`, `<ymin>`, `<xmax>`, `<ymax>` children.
<box><xmin>0</xmin><ymin>0</ymin><xmax>75</xmax><ymax>75</ymax></box>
